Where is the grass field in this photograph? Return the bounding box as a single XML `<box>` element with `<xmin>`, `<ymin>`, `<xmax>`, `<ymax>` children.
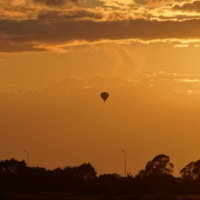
<box><xmin>2</xmin><ymin>193</ymin><xmax>200</xmax><ymax>200</ymax></box>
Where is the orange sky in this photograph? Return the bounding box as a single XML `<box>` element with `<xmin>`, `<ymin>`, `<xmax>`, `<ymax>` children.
<box><xmin>1</xmin><ymin>0</ymin><xmax>200</xmax><ymax>176</ymax></box>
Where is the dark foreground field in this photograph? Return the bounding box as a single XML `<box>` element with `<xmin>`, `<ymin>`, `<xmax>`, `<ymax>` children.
<box><xmin>2</xmin><ymin>157</ymin><xmax>200</xmax><ymax>200</ymax></box>
<box><xmin>2</xmin><ymin>193</ymin><xmax>200</xmax><ymax>200</ymax></box>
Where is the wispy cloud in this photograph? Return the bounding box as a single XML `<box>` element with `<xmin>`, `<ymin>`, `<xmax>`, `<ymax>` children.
<box><xmin>172</xmin><ymin>1</ymin><xmax>200</xmax><ymax>13</ymax></box>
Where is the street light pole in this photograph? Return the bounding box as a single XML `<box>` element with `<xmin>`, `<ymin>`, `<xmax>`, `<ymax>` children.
<box><xmin>121</xmin><ymin>150</ymin><xmax>126</xmax><ymax>177</ymax></box>
<box><xmin>24</xmin><ymin>149</ymin><xmax>29</xmax><ymax>166</ymax></box>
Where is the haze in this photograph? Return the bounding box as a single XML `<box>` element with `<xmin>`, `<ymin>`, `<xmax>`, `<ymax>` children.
<box><xmin>1</xmin><ymin>0</ymin><xmax>200</xmax><ymax>176</ymax></box>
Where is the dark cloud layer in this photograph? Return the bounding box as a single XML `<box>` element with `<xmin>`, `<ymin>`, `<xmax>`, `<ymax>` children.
<box><xmin>1</xmin><ymin>18</ymin><xmax>200</xmax><ymax>42</ymax></box>
<box><xmin>37</xmin><ymin>9</ymin><xmax>104</xmax><ymax>20</ymax></box>
<box><xmin>32</xmin><ymin>0</ymin><xmax>80</xmax><ymax>7</ymax></box>
<box><xmin>1</xmin><ymin>15</ymin><xmax>200</xmax><ymax>52</ymax></box>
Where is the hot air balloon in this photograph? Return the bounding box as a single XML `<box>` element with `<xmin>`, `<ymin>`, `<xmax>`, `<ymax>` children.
<box><xmin>100</xmin><ymin>92</ymin><xmax>109</xmax><ymax>102</ymax></box>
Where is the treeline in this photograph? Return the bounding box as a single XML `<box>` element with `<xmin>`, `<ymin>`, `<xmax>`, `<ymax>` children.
<box><xmin>1</xmin><ymin>154</ymin><xmax>200</xmax><ymax>196</ymax></box>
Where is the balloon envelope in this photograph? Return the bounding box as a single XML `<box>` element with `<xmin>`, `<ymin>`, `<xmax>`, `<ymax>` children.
<box><xmin>100</xmin><ymin>92</ymin><xmax>109</xmax><ymax>102</ymax></box>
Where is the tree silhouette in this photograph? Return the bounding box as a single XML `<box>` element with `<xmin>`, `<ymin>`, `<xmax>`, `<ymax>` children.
<box><xmin>180</xmin><ymin>159</ymin><xmax>200</xmax><ymax>180</ymax></box>
<box><xmin>74</xmin><ymin>163</ymin><xmax>97</xmax><ymax>181</ymax></box>
<box><xmin>135</xmin><ymin>154</ymin><xmax>175</xmax><ymax>194</ymax></box>
<box><xmin>0</xmin><ymin>158</ymin><xmax>26</xmax><ymax>175</ymax></box>
<box><xmin>137</xmin><ymin>154</ymin><xmax>174</xmax><ymax>178</ymax></box>
<box><xmin>3</xmin><ymin>155</ymin><xmax>200</xmax><ymax>196</ymax></box>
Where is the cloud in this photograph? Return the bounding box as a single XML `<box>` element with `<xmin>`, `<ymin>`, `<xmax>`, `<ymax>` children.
<box><xmin>134</xmin><ymin>0</ymin><xmax>191</xmax><ymax>6</ymax></box>
<box><xmin>42</xmin><ymin>76</ymin><xmax>131</xmax><ymax>96</ymax></box>
<box><xmin>145</xmin><ymin>0</ymin><xmax>175</xmax><ymax>7</ymax></box>
<box><xmin>1</xmin><ymin>0</ymin><xmax>200</xmax><ymax>52</ymax></box>
<box><xmin>1</xmin><ymin>18</ymin><xmax>200</xmax><ymax>51</ymax></box>
<box><xmin>32</xmin><ymin>0</ymin><xmax>80</xmax><ymax>7</ymax></box>
<box><xmin>172</xmin><ymin>1</ymin><xmax>200</xmax><ymax>13</ymax></box>
<box><xmin>174</xmin><ymin>44</ymin><xmax>189</xmax><ymax>48</ymax></box>
<box><xmin>4</xmin><ymin>72</ymin><xmax>200</xmax><ymax>96</ymax></box>
<box><xmin>135</xmin><ymin>71</ymin><xmax>200</xmax><ymax>95</ymax></box>
<box><xmin>0</xmin><ymin>41</ymin><xmax>49</xmax><ymax>53</ymax></box>
<box><xmin>0</xmin><ymin>0</ymin><xmax>194</xmax><ymax>23</ymax></box>
<box><xmin>37</xmin><ymin>8</ymin><xmax>104</xmax><ymax>20</ymax></box>
<box><xmin>0</xmin><ymin>1</ymin><xmax>37</xmax><ymax>20</ymax></box>
<box><xmin>98</xmin><ymin>44</ymin><xmax>145</xmax><ymax>78</ymax></box>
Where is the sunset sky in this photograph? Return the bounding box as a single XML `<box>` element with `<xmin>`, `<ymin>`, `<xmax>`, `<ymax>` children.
<box><xmin>1</xmin><ymin>0</ymin><xmax>200</xmax><ymax>176</ymax></box>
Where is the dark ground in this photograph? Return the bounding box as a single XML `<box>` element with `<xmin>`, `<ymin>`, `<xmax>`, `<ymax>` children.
<box><xmin>2</xmin><ymin>193</ymin><xmax>200</xmax><ymax>200</ymax></box>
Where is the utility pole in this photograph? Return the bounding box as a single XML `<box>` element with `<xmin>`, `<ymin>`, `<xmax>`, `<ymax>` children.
<box><xmin>121</xmin><ymin>150</ymin><xmax>126</xmax><ymax>177</ymax></box>
<box><xmin>24</xmin><ymin>149</ymin><xmax>29</xmax><ymax>166</ymax></box>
